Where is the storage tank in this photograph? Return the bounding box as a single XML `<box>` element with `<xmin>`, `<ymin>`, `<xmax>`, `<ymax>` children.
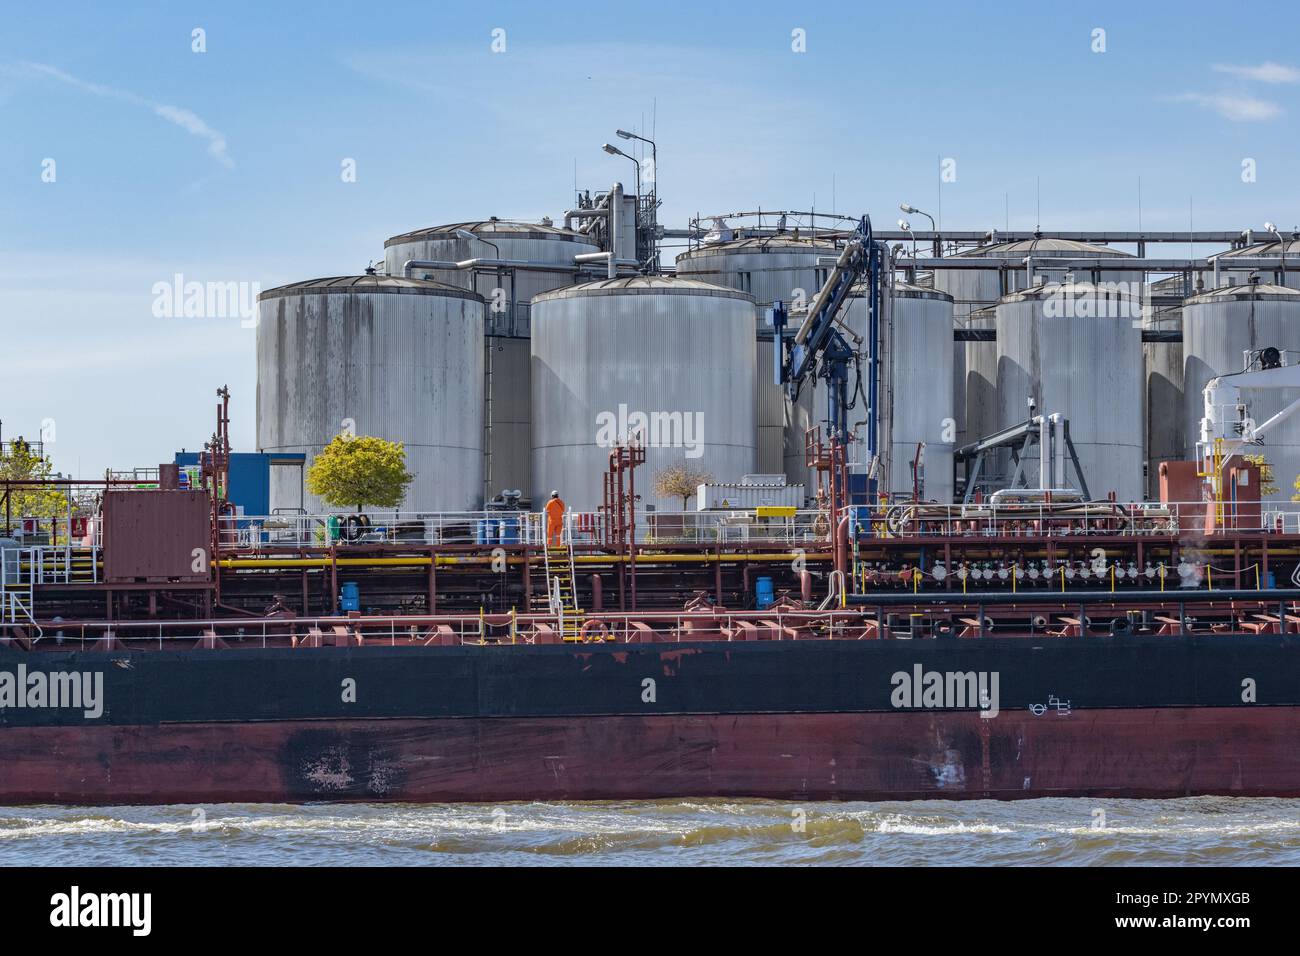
<box><xmin>1182</xmin><ymin>282</ymin><xmax>1300</xmax><ymax>502</ymax></box>
<box><xmin>932</xmin><ymin>238</ymin><xmax>1133</xmax><ymax>447</ymax></box>
<box><xmin>383</xmin><ymin>220</ymin><xmax>600</xmax><ymax>502</ymax></box>
<box><xmin>531</xmin><ymin>276</ymin><xmax>757</xmax><ymax>510</ymax></box>
<box><xmin>1144</xmin><ymin>273</ymin><xmax>1205</xmax><ymax>497</ymax></box>
<box><xmin>785</xmin><ymin>282</ymin><xmax>955</xmax><ymax>501</ymax></box>
<box><xmin>994</xmin><ymin>281</ymin><xmax>1145</xmax><ymax>501</ymax></box>
<box><xmin>256</xmin><ymin>275</ymin><xmax>485</xmax><ymax>513</ymax></box>
<box><xmin>676</xmin><ymin>236</ymin><xmax>838</xmax><ymax>479</ymax></box>
<box><xmin>1214</xmin><ymin>236</ymin><xmax>1300</xmax><ymax>290</ymax></box>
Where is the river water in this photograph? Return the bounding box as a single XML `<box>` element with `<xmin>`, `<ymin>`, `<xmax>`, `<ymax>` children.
<box><xmin>1</xmin><ymin>797</ymin><xmax>1297</xmax><ymax>866</ymax></box>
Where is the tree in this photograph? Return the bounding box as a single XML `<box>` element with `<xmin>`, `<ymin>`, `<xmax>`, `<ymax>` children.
<box><xmin>306</xmin><ymin>434</ymin><xmax>414</xmax><ymax>512</ymax></box>
<box><xmin>0</xmin><ymin>438</ymin><xmax>71</xmax><ymax>537</ymax></box>
<box><xmin>1242</xmin><ymin>454</ymin><xmax>1278</xmax><ymax>496</ymax></box>
<box><xmin>653</xmin><ymin>464</ymin><xmax>714</xmax><ymax>510</ymax></box>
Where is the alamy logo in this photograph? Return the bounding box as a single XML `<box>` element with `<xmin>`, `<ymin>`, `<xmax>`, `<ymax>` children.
<box><xmin>50</xmin><ymin>886</ymin><xmax>151</xmax><ymax>936</ymax></box>
<box><xmin>594</xmin><ymin>404</ymin><xmax>705</xmax><ymax>458</ymax></box>
<box><xmin>0</xmin><ymin>666</ymin><xmax>103</xmax><ymax>719</ymax></box>
<box><xmin>890</xmin><ymin>664</ymin><xmax>1000</xmax><ymax>718</ymax></box>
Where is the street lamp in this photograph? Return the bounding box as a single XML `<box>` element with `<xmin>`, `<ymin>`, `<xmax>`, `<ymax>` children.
<box><xmin>1265</xmin><ymin>222</ymin><xmax>1287</xmax><ymax>281</ymax></box>
<box><xmin>897</xmin><ymin>218</ymin><xmax>919</xmax><ymax>259</ymax></box>
<box><xmin>454</xmin><ymin>227</ymin><xmax>499</xmax><ymax>258</ymax></box>
<box><xmin>603</xmin><ymin>143</ymin><xmax>643</xmax><ymax>267</ymax></box>
<box><xmin>899</xmin><ymin>202</ymin><xmax>936</xmax><ymax>231</ymax></box>
<box><xmin>617</xmin><ymin>129</ymin><xmax>659</xmax><ymax>270</ymax></box>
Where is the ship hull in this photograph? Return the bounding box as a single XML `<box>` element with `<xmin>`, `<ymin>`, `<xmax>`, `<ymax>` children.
<box><xmin>1</xmin><ymin>708</ymin><xmax>1298</xmax><ymax>804</ymax></box>
<box><xmin>1</xmin><ymin>637</ymin><xmax>1298</xmax><ymax>804</ymax></box>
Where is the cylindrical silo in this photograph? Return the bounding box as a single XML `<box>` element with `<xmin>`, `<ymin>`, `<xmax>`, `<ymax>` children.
<box><xmin>1182</xmin><ymin>282</ymin><xmax>1300</xmax><ymax>502</ymax></box>
<box><xmin>994</xmin><ymin>282</ymin><xmax>1145</xmax><ymax>501</ymax></box>
<box><xmin>882</xmin><ymin>283</ymin><xmax>956</xmax><ymax>501</ymax></box>
<box><xmin>531</xmin><ymin>276</ymin><xmax>757</xmax><ymax>510</ymax></box>
<box><xmin>384</xmin><ymin>220</ymin><xmax>600</xmax><ymax>503</ymax></box>
<box><xmin>256</xmin><ymin>275</ymin><xmax>485</xmax><ymax>513</ymax></box>
<box><xmin>676</xmin><ymin>236</ymin><xmax>838</xmax><ymax>484</ymax></box>
<box><xmin>1144</xmin><ymin>273</ymin><xmax>1204</xmax><ymax>497</ymax></box>
<box><xmin>1214</xmin><ymin>236</ymin><xmax>1300</xmax><ymax>290</ymax></box>
<box><xmin>932</xmin><ymin>238</ymin><xmax>1133</xmax><ymax>448</ymax></box>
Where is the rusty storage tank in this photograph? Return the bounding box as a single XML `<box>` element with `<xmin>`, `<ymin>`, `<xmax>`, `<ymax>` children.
<box><xmin>383</xmin><ymin>220</ymin><xmax>600</xmax><ymax>503</ymax></box>
<box><xmin>676</xmin><ymin>235</ymin><xmax>838</xmax><ymax>480</ymax></box>
<box><xmin>994</xmin><ymin>281</ymin><xmax>1145</xmax><ymax>501</ymax></box>
<box><xmin>932</xmin><ymin>237</ymin><xmax>1133</xmax><ymax>448</ymax></box>
<box><xmin>256</xmin><ymin>275</ymin><xmax>486</xmax><ymax>513</ymax></box>
<box><xmin>1182</xmin><ymin>281</ymin><xmax>1300</xmax><ymax>503</ymax></box>
<box><xmin>530</xmin><ymin>276</ymin><xmax>757</xmax><ymax>510</ymax></box>
<box><xmin>785</xmin><ymin>281</ymin><xmax>955</xmax><ymax>501</ymax></box>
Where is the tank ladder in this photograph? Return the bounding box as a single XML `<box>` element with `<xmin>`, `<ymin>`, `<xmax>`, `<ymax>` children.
<box><xmin>533</xmin><ymin>519</ymin><xmax>582</xmax><ymax>640</ymax></box>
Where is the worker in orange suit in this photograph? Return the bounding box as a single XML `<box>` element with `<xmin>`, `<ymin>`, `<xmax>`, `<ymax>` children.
<box><xmin>544</xmin><ymin>490</ymin><xmax>566</xmax><ymax>547</ymax></box>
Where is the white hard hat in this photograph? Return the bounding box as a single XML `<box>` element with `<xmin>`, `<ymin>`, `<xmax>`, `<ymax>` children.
<box><xmin>550</xmin><ymin>490</ymin><xmax>559</xmax><ymax>498</ymax></box>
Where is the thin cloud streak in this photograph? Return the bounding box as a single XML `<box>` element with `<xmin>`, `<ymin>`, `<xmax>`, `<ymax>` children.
<box><xmin>1211</xmin><ymin>61</ymin><xmax>1300</xmax><ymax>84</ymax></box>
<box><xmin>1171</xmin><ymin>91</ymin><xmax>1282</xmax><ymax>122</ymax></box>
<box><xmin>11</xmin><ymin>62</ymin><xmax>233</xmax><ymax>168</ymax></box>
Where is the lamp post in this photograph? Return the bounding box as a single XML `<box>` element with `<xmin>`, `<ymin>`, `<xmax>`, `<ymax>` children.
<box><xmin>603</xmin><ymin>143</ymin><xmax>642</xmax><ymax>266</ymax></box>
<box><xmin>617</xmin><ymin>129</ymin><xmax>658</xmax><ymax>270</ymax></box>
<box><xmin>1265</xmin><ymin>221</ymin><xmax>1287</xmax><ymax>283</ymax></box>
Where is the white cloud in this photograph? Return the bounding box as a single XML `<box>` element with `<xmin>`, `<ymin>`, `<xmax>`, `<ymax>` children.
<box><xmin>1212</xmin><ymin>61</ymin><xmax>1300</xmax><ymax>84</ymax></box>
<box><xmin>9</xmin><ymin>61</ymin><xmax>233</xmax><ymax>168</ymax></box>
<box><xmin>1172</xmin><ymin>92</ymin><xmax>1282</xmax><ymax>122</ymax></box>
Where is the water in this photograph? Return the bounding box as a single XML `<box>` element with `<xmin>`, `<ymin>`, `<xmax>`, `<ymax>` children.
<box><xmin>2</xmin><ymin>797</ymin><xmax>1298</xmax><ymax>865</ymax></box>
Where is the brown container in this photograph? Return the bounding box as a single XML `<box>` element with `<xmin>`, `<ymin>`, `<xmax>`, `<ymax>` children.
<box><xmin>103</xmin><ymin>490</ymin><xmax>211</xmax><ymax>583</ymax></box>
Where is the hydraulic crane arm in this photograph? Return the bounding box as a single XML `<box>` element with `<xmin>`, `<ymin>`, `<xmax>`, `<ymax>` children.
<box><xmin>769</xmin><ymin>215</ymin><xmax>882</xmax><ymax>450</ymax></box>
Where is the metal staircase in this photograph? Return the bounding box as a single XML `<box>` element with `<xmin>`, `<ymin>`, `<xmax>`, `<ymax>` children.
<box><xmin>0</xmin><ymin>546</ymin><xmax>42</xmax><ymax>638</ymax></box>
<box><xmin>532</xmin><ymin>522</ymin><xmax>583</xmax><ymax>640</ymax></box>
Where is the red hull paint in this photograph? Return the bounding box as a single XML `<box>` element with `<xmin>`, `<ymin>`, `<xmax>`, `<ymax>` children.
<box><xmin>1</xmin><ymin>708</ymin><xmax>1298</xmax><ymax>804</ymax></box>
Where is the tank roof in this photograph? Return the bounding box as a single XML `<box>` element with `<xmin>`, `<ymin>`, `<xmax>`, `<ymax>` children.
<box><xmin>1218</xmin><ymin>238</ymin><xmax>1300</xmax><ymax>258</ymax></box>
<box><xmin>258</xmin><ymin>275</ymin><xmax>483</xmax><ymax>302</ymax></box>
<box><xmin>677</xmin><ymin>236</ymin><xmax>839</xmax><ymax>259</ymax></box>
<box><xmin>953</xmin><ymin>237</ymin><xmax>1131</xmax><ymax>258</ymax></box>
<box><xmin>1184</xmin><ymin>282</ymin><xmax>1300</xmax><ymax>304</ymax></box>
<box><xmin>532</xmin><ymin>274</ymin><xmax>755</xmax><ymax>303</ymax></box>
<box><xmin>999</xmin><ymin>280</ymin><xmax>1143</xmax><ymax>304</ymax></box>
<box><xmin>385</xmin><ymin>220</ymin><xmax>592</xmax><ymax>247</ymax></box>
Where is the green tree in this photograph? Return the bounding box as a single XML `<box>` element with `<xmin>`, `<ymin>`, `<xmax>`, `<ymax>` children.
<box><xmin>0</xmin><ymin>438</ymin><xmax>71</xmax><ymax>537</ymax></box>
<box><xmin>306</xmin><ymin>434</ymin><xmax>414</xmax><ymax>512</ymax></box>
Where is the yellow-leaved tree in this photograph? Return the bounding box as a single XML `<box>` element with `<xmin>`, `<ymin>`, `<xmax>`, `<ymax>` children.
<box><xmin>306</xmin><ymin>434</ymin><xmax>414</xmax><ymax>512</ymax></box>
<box><xmin>652</xmin><ymin>464</ymin><xmax>714</xmax><ymax>510</ymax></box>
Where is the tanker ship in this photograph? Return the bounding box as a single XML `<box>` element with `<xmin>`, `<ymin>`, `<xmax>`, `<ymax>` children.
<box><xmin>5</xmin><ymin>206</ymin><xmax>1300</xmax><ymax>805</ymax></box>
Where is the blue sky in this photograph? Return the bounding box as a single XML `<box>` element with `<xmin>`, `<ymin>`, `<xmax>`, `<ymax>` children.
<box><xmin>1</xmin><ymin>0</ymin><xmax>1298</xmax><ymax>477</ymax></box>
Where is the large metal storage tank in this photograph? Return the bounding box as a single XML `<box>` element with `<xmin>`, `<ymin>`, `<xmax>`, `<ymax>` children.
<box><xmin>383</xmin><ymin>220</ymin><xmax>599</xmax><ymax>502</ymax></box>
<box><xmin>257</xmin><ymin>275</ymin><xmax>486</xmax><ymax>513</ymax></box>
<box><xmin>675</xmin><ymin>236</ymin><xmax>837</xmax><ymax>481</ymax></box>
<box><xmin>1182</xmin><ymin>282</ymin><xmax>1300</xmax><ymax>502</ymax></box>
<box><xmin>785</xmin><ymin>282</ymin><xmax>955</xmax><ymax>501</ymax></box>
<box><xmin>1214</xmin><ymin>236</ymin><xmax>1300</xmax><ymax>290</ymax></box>
<box><xmin>1144</xmin><ymin>273</ymin><xmax>1205</xmax><ymax>497</ymax></box>
<box><xmin>994</xmin><ymin>282</ymin><xmax>1145</xmax><ymax>501</ymax></box>
<box><xmin>883</xmin><ymin>283</ymin><xmax>957</xmax><ymax>501</ymax></box>
<box><xmin>932</xmin><ymin>238</ymin><xmax>1133</xmax><ymax>448</ymax></box>
<box><xmin>531</xmin><ymin>276</ymin><xmax>757</xmax><ymax>510</ymax></box>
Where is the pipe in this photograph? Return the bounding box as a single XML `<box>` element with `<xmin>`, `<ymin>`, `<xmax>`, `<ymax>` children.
<box><xmin>609</xmin><ymin>182</ymin><xmax>623</xmax><ymax>278</ymax></box>
<box><xmin>1051</xmin><ymin>414</ymin><xmax>1065</xmax><ymax>490</ymax></box>
<box><xmin>402</xmin><ymin>257</ymin><xmax>587</xmax><ymax>278</ymax></box>
<box><xmin>1036</xmin><ymin>416</ymin><xmax>1048</xmax><ymax>490</ymax></box>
